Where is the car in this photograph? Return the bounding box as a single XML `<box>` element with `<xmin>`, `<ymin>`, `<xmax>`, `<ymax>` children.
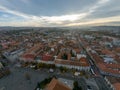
<box><xmin>49</xmin><ymin>68</ymin><xmax>54</xmax><ymax>73</ymax></box>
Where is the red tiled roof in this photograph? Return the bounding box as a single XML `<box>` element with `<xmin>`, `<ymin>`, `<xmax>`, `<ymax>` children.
<box><xmin>80</xmin><ymin>57</ymin><xmax>89</xmax><ymax>65</ymax></box>
<box><xmin>113</xmin><ymin>83</ymin><xmax>120</xmax><ymax>90</ymax></box>
<box><xmin>55</xmin><ymin>58</ymin><xmax>89</xmax><ymax>67</ymax></box>
<box><xmin>74</xmin><ymin>48</ymin><xmax>81</xmax><ymax>53</ymax></box>
<box><xmin>46</xmin><ymin>78</ymin><xmax>71</xmax><ymax>90</ymax></box>
<box><xmin>89</xmin><ymin>51</ymin><xmax>103</xmax><ymax>63</ymax></box>
<box><xmin>98</xmin><ymin>63</ymin><xmax>120</xmax><ymax>75</ymax></box>
<box><xmin>23</xmin><ymin>54</ymin><xmax>35</xmax><ymax>59</ymax></box>
<box><xmin>42</xmin><ymin>54</ymin><xmax>53</xmax><ymax>61</ymax></box>
<box><xmin>101</xmin><ymin>49</ymin><xmax>113</xmax><ymax>55</ymax></box>
<box><xmin>105</xmin><ymin>63</ymin><xmax>120</xmax><ymax>69</ymax></box>
<box><xmin>115</xmin><ymin>48</ymin><xmax>120</xmax><ymax>53</ymax></box>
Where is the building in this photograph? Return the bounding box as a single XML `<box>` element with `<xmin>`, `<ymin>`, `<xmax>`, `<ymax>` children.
<box><xmin>3</xmin><ymin>49</ymin><xmax>24</xmax><ymax>62</ymax></box>
<box><xmin>45</xmin><ymin>78</ymin><xmax>71</xmax><ymax>90</ymax></box>
<box><xmin>20</xmin><ymin>53</ymin><xmax>35</xmax><ymax>62</ymax></box>
<box><xmin>98</xmin><ymin>63</ymin><xmax>120</xmax><ymax>77</ymax></box>
<box><xmin>55</xmin><ymin>57</ymin><xmax>90</xmax><ymax>71</ymax></box>
<box><xmin>113</xmin><ymin>83</ymin><xmax>120</xmax><ymax>90</ymax></box>
<box><xmin>42</xmin><ymin>54</ymin><xmax>53</xmax><ymax>61</ymax></box>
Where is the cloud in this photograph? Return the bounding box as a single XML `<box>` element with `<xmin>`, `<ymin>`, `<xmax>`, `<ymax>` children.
<box><xmin>0</xmin><ymin>5</ymin><xmax>31</xmax><ymax>19</ymax></box>
<box><xmin>89</xmin><ymin>0</ymin><xmax>110</xmax><ymax>13</ymax></box>
<box><xmin>65</xmin><ymin>15</ymin><xmax>120</xmax><ymax>26</ymax></box>
<box><xmin>32</xmin><ymin>0</ymin><xmax>111</xmax><ymax>25</ymax></box>
<box><xmin>21</xmin><ymin>0</ymin><xmax>30</xmax><ymax>4</ymax></box>
<box><xmin>0</xmin><ymin>0</ymin><xmax>119</xmax><ymax>27</ymax></box>
<box><xmin>0</xmin><ymin>0</ymin><xmax>109</xmax><ymax>19</ymax></box>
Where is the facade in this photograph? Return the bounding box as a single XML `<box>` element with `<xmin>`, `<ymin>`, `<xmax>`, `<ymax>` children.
<box><xmin>55</xmin><ymin>57</ymin><xmax>90</xmax><ymax>71</ymax></box>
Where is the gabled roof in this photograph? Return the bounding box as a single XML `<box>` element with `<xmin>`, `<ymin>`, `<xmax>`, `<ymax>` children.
<box><xmin>46</xmin><ymin>78</ymin><xmax>71</xmax><ymax>90</ymax></box>
<box><xmin>113</xmin><ymin>83</ymin><xmax>120</xmax><ymax>90</ymax></box>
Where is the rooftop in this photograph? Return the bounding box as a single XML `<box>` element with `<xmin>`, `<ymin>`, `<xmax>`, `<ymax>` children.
<box><xmin>46</xmin><ymin>78</ymin><xmax>71</xmax><ymax>90</ymax></box>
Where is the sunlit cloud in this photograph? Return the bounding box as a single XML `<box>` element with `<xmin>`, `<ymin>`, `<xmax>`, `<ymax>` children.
<box><xmin>65</xmin><ymin>15</ymin><xmax>120</xmax><ymax>26</ymax></box>
<box><xmin>0</xmin><ymin>0</ymin><xmax>109</xmax><ymax>20</ymax></box>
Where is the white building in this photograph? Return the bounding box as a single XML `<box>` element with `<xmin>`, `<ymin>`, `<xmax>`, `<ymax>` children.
<box><xmin>77</xmin><ymin>54</ymin><xmax>86</xmax><ymax>60</ymax></box>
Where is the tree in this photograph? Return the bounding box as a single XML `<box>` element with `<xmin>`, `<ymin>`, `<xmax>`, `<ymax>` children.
<box><xmin>59</xmin><ymin>66</ymin><xmax>68</xmax><ymax>73</ymax></box>
<box><xmin>73</xmin><ymin>81</ymin><xmax>82</xmax><ymax>90</ymax></box>
<box><xmin>62</xmin><ymin>53</ymin><xmax>68</xmax><ymax>60</ymax></box>
<box><xmin>38</xmin><ymin>77</ymin><xmax>52</xmax><ymax>89</ymax></box>
<box><xmin>73</xmin><ymin>81</ymin><xmax>78</xmax><ymax>87</ymax></box>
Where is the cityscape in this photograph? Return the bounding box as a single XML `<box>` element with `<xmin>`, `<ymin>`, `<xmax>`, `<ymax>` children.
<box><xmin>0</xmin><ymin>0</ymin><xmax>120</xmax><ymax>90</ymax></box>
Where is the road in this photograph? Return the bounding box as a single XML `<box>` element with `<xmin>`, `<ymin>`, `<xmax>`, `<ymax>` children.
<box><xmin>94</xmin><ymin>77</ymin><xmax>112</xmax><ymax>90</ymax></box>
<box><xmin>77</xmin><ymin>36</ymin><xmax>101</xmax><ymax>76</ymax></box>
<box><xmin>77</xmin><ymin>35</ymin><xmax>111</xmax><ymax>90</ymax></box>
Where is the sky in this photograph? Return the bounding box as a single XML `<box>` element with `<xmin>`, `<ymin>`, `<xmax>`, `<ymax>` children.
<box><xmin>0</xmin><ymin>0</ymin><xmax>120</xmax><ymax>27</ymax></box>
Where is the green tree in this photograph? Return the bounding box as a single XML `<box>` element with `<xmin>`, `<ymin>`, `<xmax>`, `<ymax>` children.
<box><xmin>62</xmin><ymin>54</ymin><xmax>68</xmax><ymax>60</ymax></box>
<box><xmin>73</xmin><ymin>81</ymin><xmax>82</xmax><ymax>90</ymax></box>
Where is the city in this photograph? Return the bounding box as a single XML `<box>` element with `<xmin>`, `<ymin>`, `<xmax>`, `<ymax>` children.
<box><xmin>0</xmin><ymin>27</ymin><xmax>120</xmax><ymax>90</ymax></box>
<box><xmin>0</xmin><ymin>0</ymin><xmax>120</xmax><ymax>90</ymax></box>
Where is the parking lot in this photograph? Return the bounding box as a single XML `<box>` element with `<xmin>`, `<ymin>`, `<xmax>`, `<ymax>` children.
<box><xmin>0</xmin><ymin>67</ymin><xmax>50</xmax><ymax>90</ymax></box>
